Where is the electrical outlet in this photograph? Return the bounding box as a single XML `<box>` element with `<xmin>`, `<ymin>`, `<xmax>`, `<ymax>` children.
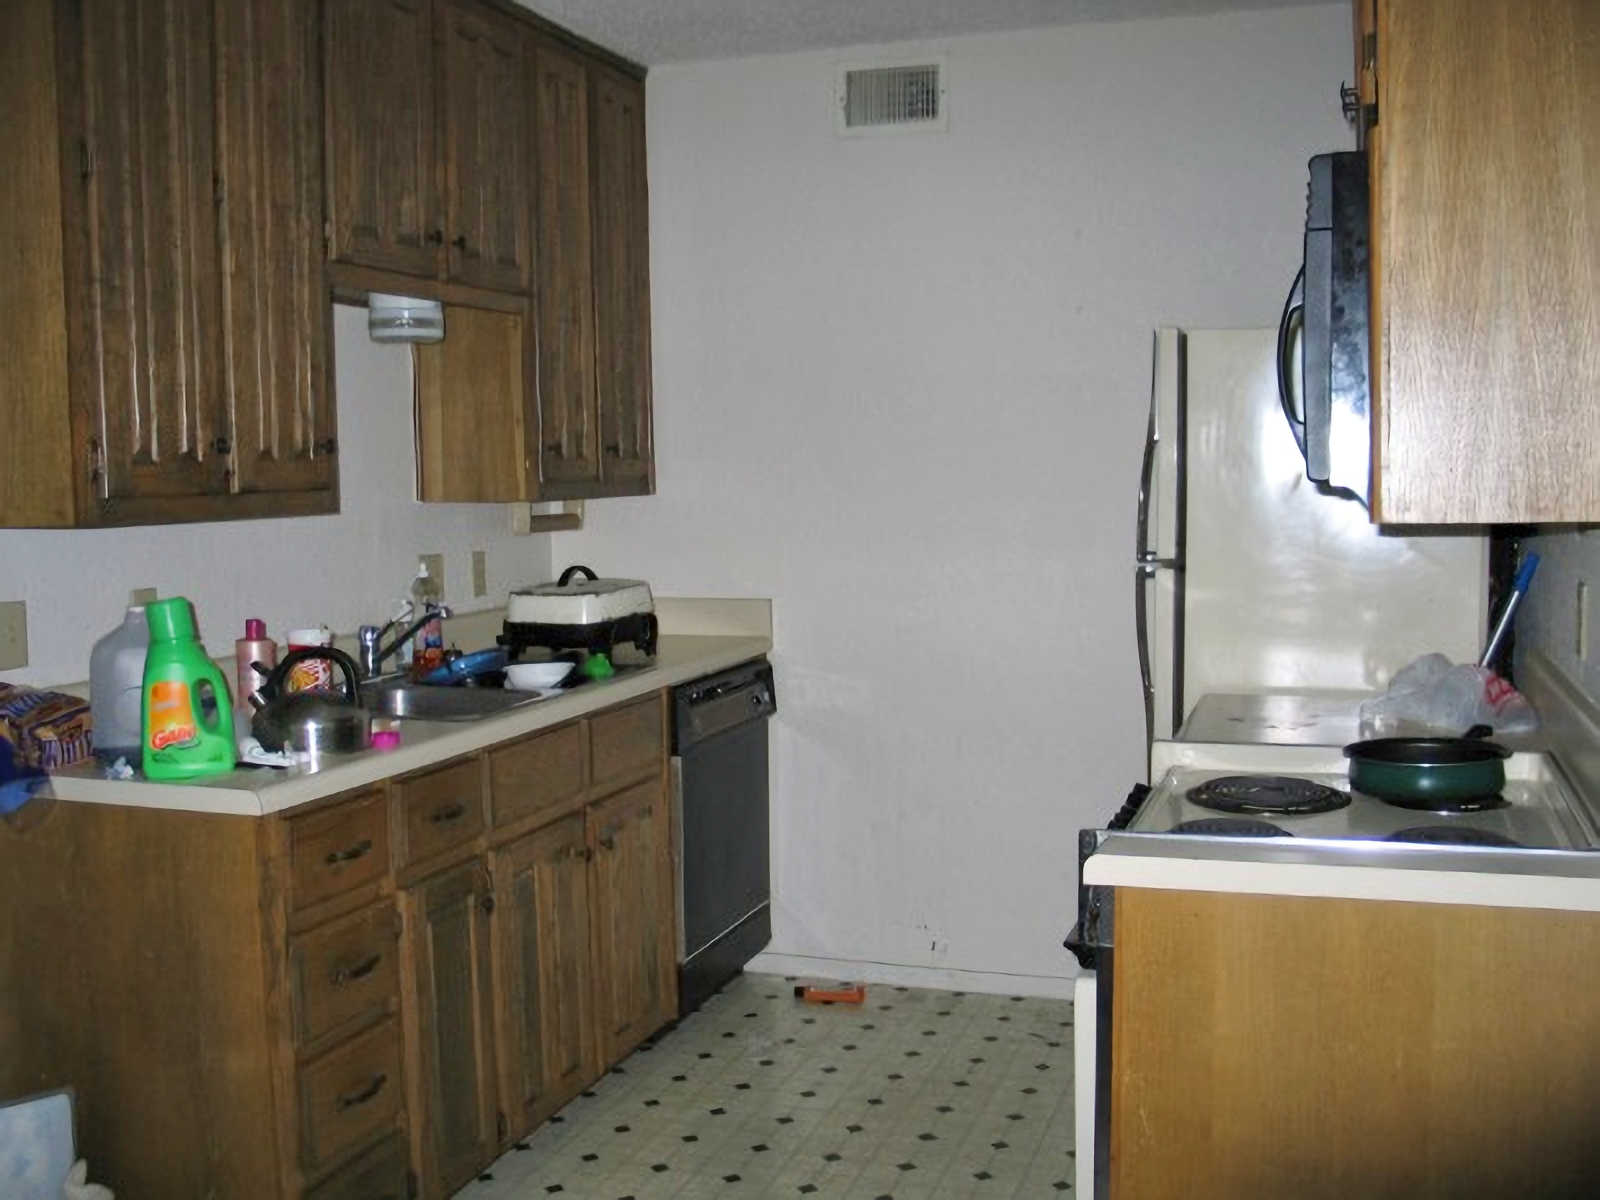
<box><xmin>419</xmin><ymin>554</ymin><xmax>445</xmax><ymax>598</ymax></box>
<box><xmin>472</xmin><ymin>550</ymin><xmax>488</xmax><ymax>598</ymax></box>
<box><xmin>130</xmin><ymin>586</ymin><xmax>158</xmax><ymax>606</ymax></box>
<box><xmin>1578</xmin><ymin>580</ymin><xmax>1590</xmax><ymax>661</ymax></box>
<box><xmin>0</xmin><ymin>601</ymin><xmax>28</xmax><ymax>670</ymax></box>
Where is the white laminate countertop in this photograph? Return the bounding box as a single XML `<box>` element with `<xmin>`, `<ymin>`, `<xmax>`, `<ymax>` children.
<box><xmin>44</xmin><ymin>634</ymin><xmax>771</xmax><ymax>817</ymax></box>
<box><xmin>1082</xmin><ymin>835</ymin><xmax>1600</xmax><ymax>912</ymax></box>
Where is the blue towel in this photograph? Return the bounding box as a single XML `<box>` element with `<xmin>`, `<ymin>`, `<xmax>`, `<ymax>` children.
<box><xmin>0</xmin><ymin>736</ymin><xmax>47</xmax><ymax>816</ymax></box>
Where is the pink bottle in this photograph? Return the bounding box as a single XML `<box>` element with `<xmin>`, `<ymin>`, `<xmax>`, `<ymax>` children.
<box><xmin>235</xmin><ymin>618</ymin><xmax>277</xmax><ymax>710</ymax></box>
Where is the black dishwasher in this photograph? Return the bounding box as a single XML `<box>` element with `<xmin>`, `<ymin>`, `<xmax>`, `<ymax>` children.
<box><xmin>673</xmin><ymin>657</ymin><xmax>776</xmax><ymax>1015</ymax></box>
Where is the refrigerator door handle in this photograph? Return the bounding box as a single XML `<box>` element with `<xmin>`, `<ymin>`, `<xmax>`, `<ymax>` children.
<box><xmin>1135</xmin><ymin>563</ymin><xmax>1156</xmax><ymax>753</ymax></box>
<box><xmin>1134</xmin><ymin>408</ymin><xmax>1157</xmax><ymax>561</ymax></box>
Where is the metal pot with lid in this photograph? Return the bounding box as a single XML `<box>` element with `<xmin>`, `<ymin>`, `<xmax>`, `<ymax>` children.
<box><xmin>250</xmin><ymin>646</ymin><xmax>372</xmax><ymax>756</ymax></box>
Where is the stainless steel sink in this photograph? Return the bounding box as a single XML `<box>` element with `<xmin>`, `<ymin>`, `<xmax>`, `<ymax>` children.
<box><xmin>360</xmin><ymin>679</ymin><xmax>543</xmax><ymax>722</ymax></box>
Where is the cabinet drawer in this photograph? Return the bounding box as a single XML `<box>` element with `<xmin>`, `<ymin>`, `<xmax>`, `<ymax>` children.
<box><xmin>299</xmin><ymin>1019</ymin><xmax>403</xmax><ymax>1174</ymax></box>
<box><xmin>304</xmin><ymin>1131</ymin><xmax>411</xmax><ymax>1200</ymax></box>
<box><xmin>488</xmin><ymin>721</ymin><xmax>585</xmax><ymax>827</ymax></box>
<box><xmin>397</xmin><ymin>757</ymin><xmax>485</xmax><ymax>866</ymax></box>
<box><xmin>291</xmin><ymin>904</ymin><xmax>401</xmax><ymax>1049</ymax></box>
<box><xmin>590</xmin><ymin>693</ymin><xmax>664</xmax><ymax>791</ymax></box>
<box><xmin>288</xmin><ymin>791</ymin><xmax>390</xmax><ymax>912</ymax></box>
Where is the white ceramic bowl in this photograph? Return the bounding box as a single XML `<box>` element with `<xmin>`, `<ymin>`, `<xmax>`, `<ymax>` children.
<box><xmin>504</xmin><ymin>661</ymin><xmax>576</xmax><ymax>691</ymax></box>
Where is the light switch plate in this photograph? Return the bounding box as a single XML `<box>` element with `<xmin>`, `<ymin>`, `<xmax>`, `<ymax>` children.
<box><xmin>472</xmin><ymin>550</ymin><xmax>488</xmax><ymax>598</ymax></box>
<box><xmin>0</xmin><ymin>601</ymin><xmax>28</xmax><ymax>670</ymax></box>
<box><xmin>419</xmin><ymin>554</ymin><xmax>445</xmax><ymax>599</ymax></box>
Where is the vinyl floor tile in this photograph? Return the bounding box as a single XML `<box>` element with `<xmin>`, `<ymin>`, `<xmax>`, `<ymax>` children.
<box><xmin>453</xmin><ymin>974</ymin><xmax>1074</xmax><ymax>1199</ymax></box>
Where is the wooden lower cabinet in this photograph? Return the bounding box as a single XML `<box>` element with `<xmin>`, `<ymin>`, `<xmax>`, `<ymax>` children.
<box><xmin>304</xmin><ymin>1132</ymin><xmax>413</xmax><ymax>1200</ymax></box>
<box><xmin>404</xmin><ymin>859</ymin><xmax>499</xmax><ymax>1197</ymax></box>
<box><xmin>0</xmin><ymin>690</ymin><xmax>675</xmax><ymax>1197</ymax></box>
<box><xmin>1110</xmin><ymin>887</ymin><xmax>1600</xmax><ymax>1199</ymax></box>
<box><xmin>490</xmin><ymin>813</ymin><xmax>597</xmax><ymax>1139</ymax></box>
<box><xmin>589</xmin><ymin>777</ymin><xmax>677</xmax><ymax>1065</ymax></box>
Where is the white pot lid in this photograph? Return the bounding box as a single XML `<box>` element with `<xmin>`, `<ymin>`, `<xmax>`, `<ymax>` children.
<box><xmin>508</xmin><ymin>566</ymin><xmax>653</xmax><ymax>626</ymax></box>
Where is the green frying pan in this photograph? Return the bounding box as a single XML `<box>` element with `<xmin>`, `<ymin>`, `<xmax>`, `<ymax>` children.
<box><xmin>1343</xmin><ymin>725</ymin><xmax>1510</xmax><ymax>807</ymax></box>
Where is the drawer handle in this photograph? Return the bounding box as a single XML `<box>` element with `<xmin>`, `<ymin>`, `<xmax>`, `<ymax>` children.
<box><xmin>330</xmin><ymin>953</ymin><xmax>383</xmax><ymax>987</ymax></box>
<box><xmin>335</xmin><ymin>1072</ymin><xmax>388</xmax><ymax>1112</ymax></box>
<box><xmin>599</xmin><ymin>833</ymin><xmax>616</xmax><ymax>852</ymax></box>
<box><xmin>324</xmin><ymin>838</ymin><xmax>373</xmax><ymax>866</ymax></box>
<box><xmin>429</xmin><ymin>802</ymin><xmax>467</xmax><ymax>824</ymax></box>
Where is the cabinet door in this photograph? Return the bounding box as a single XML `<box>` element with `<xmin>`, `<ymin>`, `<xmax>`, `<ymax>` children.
<box><xmin>439</xmin><ymin>0</ymin><xmax>529</xmax><ymax>292</ymax></box>
<box><xmin>216</xmin><ymin>0</ymin><xmax>336</xmax><ymax>506</ymax></box>
<box><xmin>531</xmin><ymin>41</ymin><xmax>601</xmax><ymax>492</ymax></box>
<box><xmin>62</xmin><ymin>0</ymin><xmax>229</xmax><ymax>520</ymax></box>
<box><xmin>588</xmin><ymin>778</ymin><xmax>676</xmax><ymax>1065</ymax></box>
<box><xmin>414</xmin><ymin>305</ymin><xmax>530</xmax><ymax>501</ymax></box>
<box><xmin>491</xmin><ymin>814</ymin><xmax>596</xmax><ymax>1140</ymax></box>
<box><xmin>405</xmin><ymin>859</ymin><xmax>498</xmax><ymax>1197</ymax></box>
<box><xmin>1372</xmin><ymin>0</ymin><xmax>1600</xmax><ymax>523</ymax></box>
<box><xmin>589</xmin><ymin>68</ymin><xmax>654</xmax><ymax>495</ymax></box>
<box><xmin>324</xmin><ymin>0</ymin><xmax>439</xmax><ymax>278</ymax></box>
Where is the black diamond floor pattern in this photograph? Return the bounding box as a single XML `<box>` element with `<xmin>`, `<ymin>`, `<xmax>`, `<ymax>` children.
<box><xmin>452</xmin><ymin>972</ymin><xmax>1076</xmax><ymax>1198</ymax></box>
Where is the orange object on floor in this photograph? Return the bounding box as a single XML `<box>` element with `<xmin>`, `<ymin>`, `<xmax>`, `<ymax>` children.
<box><xmin>793</xmin><ymin>983</ymin><xmax>867</xmax><ymax>1005</ymax></box>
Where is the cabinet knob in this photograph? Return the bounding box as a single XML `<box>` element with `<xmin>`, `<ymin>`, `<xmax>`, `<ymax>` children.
<box><xmin>599</xmin><ymin>834</ymin><xmax>616</xmax><ymax>852</ymax></box>
<box><xmin>604</xmin><ymin>443</ymin><xmax>621</xmax><ymax>457</ymax></box>
<box><xmin>317</xmin><ymin>437</ymin><xmax>338</xmax><ymax>456</ymax></box>
<box><xmin>426</xmin><ymin>229</ymin><xmax>444</xmax><ymax>246</ymax></box>
<box><xmin>452</xmin><ymin>234</ymin><xmax>468</xmax><ymax>250</ymax></box>
<box><xmin>544</xmin><ymin>441</ymin><xmax>564</xmax><ymax>458</ymax></box>
<box><xmin>480</xmin><ymin>893</ymin><xmax>496</xmax><ymax>915</ymax></box>
<box><xmin>213</xmin><ymin>435</ymin><xmax>232</xmax><ymax>455</ymax></box>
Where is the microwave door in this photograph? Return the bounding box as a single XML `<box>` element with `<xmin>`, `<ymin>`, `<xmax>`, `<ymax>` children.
<box><xmin>1325</xmin><ymin>151</ymin><xmax>1372</xmax><ymax>503</ymax></box>
<box><xmin>1301</xmin><ymin>150</ymin><xmax>1371</xmax><ymax>504</ymax></box>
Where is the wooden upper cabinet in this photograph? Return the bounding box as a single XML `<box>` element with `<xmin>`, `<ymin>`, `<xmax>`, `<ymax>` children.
<box><xmin>531</xmin><ymin>39</ymin><xmax>602</xmax><ymax>492</ymax></box>
<box><xmin>323</xmin><ymin>0</ymin><xmax>439</xmax><ymax>279</ymax></box>
<box><xmin>217</xmin><ymin>0</ymin><xmax>336</xmax><ymax>501</ymax></box>
<box><xmin>590</xmin><ymin>67</ymin><xmax>655</xmax><ymax>496</ymax></box>
<box><xmin>440</xmin><ymin>0</ymin><xmax>529</xmax><ymax>291</ymax></box>
<box><xmin>415</xmin><ymin>304</ymin><xmax>531</xmax><ymax>502</ymax></box>
<box><xmin>0</xmin><ymin>0</ymin><xmax>335</xmax><ymax>528</ymax></box>
<box><xmin>490</xmin><ymin>813</ymin><xmax>596</xmax><ymax>1141</ymax></box>
<box><xmin>588</xmin><ymin>778</ymin><xmax>675</xmax><ymax>1066</ymax></box>
<box><xmin>1370</xmin><ymin>0</ymin><xmax>1600</xmax><ymax>524</ymax></box>
<box><xmin>65</xmin><ymin>0</ymin><xmax>229</xmax><ymax>517</ymax></box>
<box><xmin>406</xmin><ymin>858</ymin><xmax>499</xmax><ymax>1198</ymax></box>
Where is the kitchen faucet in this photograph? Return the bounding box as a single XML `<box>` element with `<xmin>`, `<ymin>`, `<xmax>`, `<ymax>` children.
<box><xmin>358</xmin><ymin>604</ymin><xmax>454</xmax><ymax>679</ymax></box>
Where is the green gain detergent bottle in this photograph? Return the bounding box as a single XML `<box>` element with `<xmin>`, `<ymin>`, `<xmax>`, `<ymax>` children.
<box><xmin>141</xmin><ymin>597</ymin><xmax>235</xmax><ymax>780</ymax></box>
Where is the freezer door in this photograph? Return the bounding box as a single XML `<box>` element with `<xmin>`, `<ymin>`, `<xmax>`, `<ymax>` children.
<box><xmin>1137</xmin><ymin>329</ymin><xmax>1184</xmax><ymax>749</ymax></box>
<box><xmin>1181</xmin><ymin>328</ymin><xmax>1486</xmax><ymax>708</ymax></box>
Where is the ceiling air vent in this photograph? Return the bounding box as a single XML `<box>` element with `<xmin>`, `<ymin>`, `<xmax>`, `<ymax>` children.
<box><xmin>835</xmin><ymin>59</ymin><xmax>947</xmax><ymax>136</ymax></box>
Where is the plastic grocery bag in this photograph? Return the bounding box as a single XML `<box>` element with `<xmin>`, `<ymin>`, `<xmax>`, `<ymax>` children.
<box><xmin>1358</xmin><ymin>653</ymin><xmax>1539</xmax><ymax>738</ymax></box>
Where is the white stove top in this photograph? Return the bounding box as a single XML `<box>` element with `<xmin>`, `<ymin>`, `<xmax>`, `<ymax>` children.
<box><xmin>1133</xmin><ymin>766</ymin><xmax>1593</xmax><ymax>850</ymax></box>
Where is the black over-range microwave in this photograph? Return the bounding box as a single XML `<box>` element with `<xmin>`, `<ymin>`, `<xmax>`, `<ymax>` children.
<box><xmin>1277</xmin><ymin>151</ymin><xmax>1371</xmax><ymax>506</ymax></box>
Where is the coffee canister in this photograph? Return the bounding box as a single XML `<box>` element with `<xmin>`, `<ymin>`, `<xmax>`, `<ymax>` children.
<box><xmin>284</xmin><ymin>626</ymin><xmax>334</xmax><ymax>692</ymax></box>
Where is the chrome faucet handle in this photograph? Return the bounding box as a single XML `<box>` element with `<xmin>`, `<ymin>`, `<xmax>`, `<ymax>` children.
<box><xmin>357</xmin><ymin>625</ymin><xmax>382</xmax><ymax>679</ymax></box>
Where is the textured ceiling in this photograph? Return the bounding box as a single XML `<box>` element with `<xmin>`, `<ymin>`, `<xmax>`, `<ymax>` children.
<box><xmin>516</xmin><ymin>0</ymin><xmax>1334</xmax><ymax>65</ymax></box>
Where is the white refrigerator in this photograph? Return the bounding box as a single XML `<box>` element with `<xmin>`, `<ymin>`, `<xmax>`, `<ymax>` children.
<box><xmin>1136</xmin><ymin>327</ymin><xmax>1487</xmax><ymax>754</ymax></box>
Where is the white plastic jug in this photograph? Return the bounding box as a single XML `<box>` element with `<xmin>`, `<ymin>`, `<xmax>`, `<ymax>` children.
<box><xmin>89</xmin><ymin>606</ymin><xmax>148</xmax><ymax>761</ymax></box>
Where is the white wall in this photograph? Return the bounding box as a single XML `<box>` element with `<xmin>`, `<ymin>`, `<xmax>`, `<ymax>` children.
<box><xmin>1</xmin><ymin>305</ymin><xmax>552</xmax><ymax>687</ymax></box>
<box><xmin>557</xmin><ymin>4</ymin><xmax>1353</xmax><ymax>985</ymax></box>
<box><xmin>1517</xmin><ymin>530</ymin><xmax>1600</xmax><ymax>702</ymax></box>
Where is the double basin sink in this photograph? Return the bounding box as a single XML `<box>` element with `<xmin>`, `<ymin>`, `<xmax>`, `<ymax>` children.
<box><xmin>359</xmin><ymin>677</ymin><xmax>547</xmax><ymax>722</ymax></box>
